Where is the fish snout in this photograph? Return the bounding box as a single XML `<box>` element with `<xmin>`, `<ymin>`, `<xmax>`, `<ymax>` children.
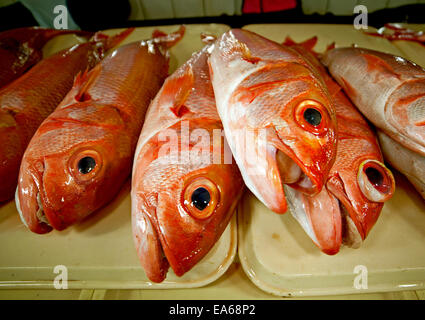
<box><xmin>357</xmin><ymin>160</ymin><xmax>395</xmax><ymax>203</ymax></box>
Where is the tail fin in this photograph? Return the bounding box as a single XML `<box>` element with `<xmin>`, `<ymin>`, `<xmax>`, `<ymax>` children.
<box><xmin>200</xmin><ymin>33</ymin><xmax>217</xmax><ymax>45</ymax></box>
<box><xmin>325</xmin><ymin>42</ymin><xmax>336</xmax><ymax>52</ymax></box>
<box><xmin>283</xmin><ymin>36</ymin><xmax>318</xmax><ymax>54</ymax></box>
<box><xmin>92</xmin><ymin>27</ymin><xmax>135</xmax><ymax>51</ymax></box>
<box><xmin>152</xmin><ymin>25</ymin><xmax>186</xmax><ymax>49</ymax></box>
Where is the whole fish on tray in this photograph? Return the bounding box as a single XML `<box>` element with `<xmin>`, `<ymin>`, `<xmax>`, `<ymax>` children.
<box><xmin>208</xmin><ymin>29</ymin><xmax>338</xmax><ymax>214</ymax></box>
<box><xmin>322</xmin><ymin>47</ymin><xmax>425</xmax><ymax>199</ymax></box>
<box><xmin>16</xmin><ymin>26</ymin><xmax>185</xmax><ymax>234</ymax></box>
<box><xmin>132</xmin><ymin>37</ymin><xmax>244</xmax><ymax>283</ymax></box>
<box><xmin>284</xmin><ymin>38</ymin><xmax>395</xmax><ymax>254</ymax></box>
<box><xmin>0</xmin><ymin>27</ymin><xmax>92</xmax><ymax>88</ymax></box>
<box><xmin>0</xmin><ymin>28</ymin><xmax>134</xmax><ymax>203</ymax></box>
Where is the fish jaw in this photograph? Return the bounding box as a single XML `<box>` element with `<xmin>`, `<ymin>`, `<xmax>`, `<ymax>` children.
<box><xmin>285</xmin><ymin>185</ymin><xmax>342</xmax><ymax>255</ymax></box>
<box><xmin>15</xmin><ymin>159</ymin><xmax>52</xmax><ymax>234</ymax></box>
<box><xmin>131</xmin><ymin>194</ymin><xmax>170</xmax><ymax>283</ymax></box>
<box><xmin>131</xmin><ymin>121</ymin><xmax>244</xmax><ymax>282</ymax></box>
<box><xmin>326</xmin><ymin>160</ymin><xmax>395</xmax><ymax>242</ymax></box>
<box><xmin>228</xmin><ymin>127</ymin><xmax>288</xmax><ymax>214</ymax></box>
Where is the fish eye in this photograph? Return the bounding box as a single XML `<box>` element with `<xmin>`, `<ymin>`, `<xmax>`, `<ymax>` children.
<box><xmin>69</xmin><ymin>149</ymin><xmax>103</xmax><ymax>182</ymax></box>
<box><xmin>183</xmin><ymin>178</ymin><xmax>219</xmax><ymax>219</ymax></box>
<box><xmin>78</xmin><ymin>156</ymin><xmax>96</xmax><ymax>174</ymax></box>
<box><xmin>365</xmin><ymin>167</ymin><xmax>383</xmax><ymax>187</ymax></box>
<box><xmin>191</xmin><ymin>187</ymin><xmax>211</xmax><ymax>211</ymax></box>
<box><xmin>295</xmin><ymin>99</ymin><xmax>329</xmax><ymax>134</ymax></box>
<box><xmin>303</xmin><ymin>108</ymin><xmax>322</xmax><ymax>126</ymax></box>
<box><xmin>357</xmin><ymin>160</ymin><xmax>395</xmax><ymax>202</ymax></box>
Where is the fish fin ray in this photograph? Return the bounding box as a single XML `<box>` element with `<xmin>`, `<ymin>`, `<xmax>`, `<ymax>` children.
<box><xmin>72</xmin><ymin>65</ymin><xmax>102</xmax><ymax>102</ymax></box>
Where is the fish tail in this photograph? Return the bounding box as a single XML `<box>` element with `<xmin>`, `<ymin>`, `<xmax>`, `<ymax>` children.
<box><xmin>92</xmin><ymin>27</ymin><xmax>135</xmax><ymax>51</ymax></box>
<box><xmin>325</xmin><ymin>42</ymin><xmax>336</xmax><ymax>52</ymax></box>
<box><xmin>283</xmin><ymin>36</ymin><xmax>319</xmax><ymax>54</ymax></box>
<box><xmin>152</xmin><ymin>25</ymin><xmax>186</xmax><ymax>49</ymax></box>
<box><xmin>200</xmin><ymin>32</ymin><xmax>217</xmax><ymax>44</ymax></box>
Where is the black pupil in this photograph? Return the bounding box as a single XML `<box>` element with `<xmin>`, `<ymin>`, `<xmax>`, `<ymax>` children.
<box><xmin>78</xmin><ymin>157</ymin><xmax>96</xmax><ymax>174</ymax></box>
<box><xmin>191</xmin><ymin>187</ymin><xmax>211</xmax><ymax>211</ymax></box>
<box><xmin>365</xmin><ymin>167</ymin><xmax>383</xmax><ymax>187</ymax></box>
<box><xmin>303</xmin><ymin>108</ymin><xmax>322</xmax><ymax>126</ymax></box>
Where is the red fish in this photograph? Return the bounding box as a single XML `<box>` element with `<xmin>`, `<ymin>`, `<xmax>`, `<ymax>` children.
<box><xmin>16</xmin><ymin>27</ymin><xmax>185</xmax><ymax>234</ymax></box>
<box><xmin>0</xmin><ymin>28</ymin><xmax>133</xmax><ymax>203</ymax></box>
<box><xmin>284</xmin><ymin>38</ymin><xmax>395</xmax><ymax>254</ymax></box>
<box><xmin>208</xmin><ymin>29</ymin><xmax>338</xmax><ymax>214</ymax></box>
<box><xmin>131</xmin><ymin>38</ymin><xmax>244</xmax><ymax>283</ymax></box>
<box><xmin>0</xmin><ymin>27</ymin><xmax>93</xmax><ymax>88</ymax></box>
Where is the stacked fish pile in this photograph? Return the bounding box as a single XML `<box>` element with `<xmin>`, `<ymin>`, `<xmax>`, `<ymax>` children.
<box><xmin>0</xmin><ymin>26</ymin><xmax>423</xmax><ymax>284</ymax></box>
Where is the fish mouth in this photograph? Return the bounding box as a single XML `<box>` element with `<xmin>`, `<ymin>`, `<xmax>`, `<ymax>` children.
<box><xmin>132</xmin><ymin>194</ymin><xmax>171</xmax><ymax>283</ymax></box>
<box><xmin>285</xmin><ymin>160</ymin><xmax>394</xmax><ymax>254</ymax></box>
<box><xmin>276</xmin><ymin>149</ymin><xmax>317</xmax><ymax>194</ymax></box>
<box><xmin>15</xmin><ymin>163</ymin><xmax>52</xmax><ymax>234</ymax></box>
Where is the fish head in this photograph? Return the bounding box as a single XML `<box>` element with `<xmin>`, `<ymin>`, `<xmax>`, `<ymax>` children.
<box><xmin>326</xmin><ymin>142</ymin><xmax>395</xmax><ymax>245</ymax></box>
<box><xmin>132</xmin><ymin>119</ymin><xmax>243</xmax><ymax>283</ymax></box>
<box><xmin>230</xmin><ymin>63</ymin><xmax>337</xmax><ymax>213</ymax></box>
<box><xmin>16</xmin><ymin>103</ymin><xmax>133</xmax><ymax>233</ymax></box>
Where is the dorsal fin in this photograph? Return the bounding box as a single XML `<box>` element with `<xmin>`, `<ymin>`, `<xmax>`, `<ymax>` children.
<box><xmin>58</xmin><ymin>65</ymin><xmax>102</xmax><ymax>107</ymax></box>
